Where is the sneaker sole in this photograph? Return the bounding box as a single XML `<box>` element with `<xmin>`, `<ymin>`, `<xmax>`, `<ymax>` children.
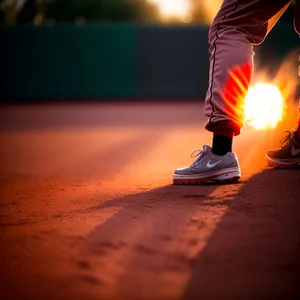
<box><xmin>173</xmin><ymin>168</ymin><xmax>241</xmax><ymax>185</ymax></box>
<box><xmin>266</xmin><ymin>155</ymin><xmax>300</xmax><ymax>169</ymax></box>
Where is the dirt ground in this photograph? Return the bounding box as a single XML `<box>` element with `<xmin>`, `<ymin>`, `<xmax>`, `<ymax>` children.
<box><xmin>0</xmin><ymin>102</ymin><xmax>299</xmax><ymax>300</ymax></box>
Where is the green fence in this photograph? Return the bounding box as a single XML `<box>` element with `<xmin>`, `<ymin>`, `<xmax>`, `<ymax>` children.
<box><xmin>0</xmin><ymin>24</ymin><xmax>298</xmax><ymax>101</ymax></box>
<box><xmin>1</xmin><ymin>25</ymin><xmax>135</xmax><ymax>100</ymax></box>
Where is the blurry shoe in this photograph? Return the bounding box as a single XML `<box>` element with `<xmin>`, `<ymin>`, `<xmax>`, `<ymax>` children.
<box><xmin>173</xmin><ymin>145</ymin><xmax>241</xmax><ymax>184</ymax></box>
<box><xmin>266</xmin><ymin>130</ymin><xmax>300</xmax><ymax>168</ymax></box>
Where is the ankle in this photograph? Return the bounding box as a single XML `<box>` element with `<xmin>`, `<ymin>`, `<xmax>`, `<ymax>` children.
<box><xmin>212</xmin><ymin>134</ymin><xmax>233</xmax><ymax>156</ymax></box>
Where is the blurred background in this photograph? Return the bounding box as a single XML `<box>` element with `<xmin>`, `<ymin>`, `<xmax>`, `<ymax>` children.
<box><xmin>0</xmin><ymin>0</ymin><xmax>298</xmax><ymax>102</ymax></box>
<box><xmin>1</xmin><ymin>5</ymin><xmax>300</xmax><ymax>300</ymax></box>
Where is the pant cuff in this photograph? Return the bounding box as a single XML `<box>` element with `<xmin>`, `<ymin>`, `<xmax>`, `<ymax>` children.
<box><xmin>205</xmin><ymin>120</ymin><xmax>241</xmax><ymax>137</ymax></box>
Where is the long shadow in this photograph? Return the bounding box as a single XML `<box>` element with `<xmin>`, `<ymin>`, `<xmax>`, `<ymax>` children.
<box><xmin>85</xmin><ymin>183</ymin><xmax>222</xmax><ymax>296</ymax></box>
<box><xmin>84</xmin><ymin>181</ymin><xmax>244</xmax><ymax>299</ymax></box>
<box><xmin>181</xmin><ymin>168</ymin><xmax>300</xmax><ymax>300</ymax></box>
<box><xmin>87</xmin><ymin>183</ymin><xmax>220</xmax><ymax>246</ymax></box>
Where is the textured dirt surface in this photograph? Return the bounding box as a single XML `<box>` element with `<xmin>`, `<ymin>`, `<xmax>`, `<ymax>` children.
<box><xmin>0</xmin><ymin>102</ymin><xmax>299</xmax><ymax>300</ymax></box>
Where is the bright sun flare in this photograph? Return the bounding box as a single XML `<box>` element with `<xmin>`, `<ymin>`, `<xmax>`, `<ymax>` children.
<box><xmin>244</xmin><ymin>83</ymin><xmax>284</xmax><ymax>130</ymax></box>
<box><xmin>149</xmin><ymin>0</ymin><xmax>191</xmax><ymax>22</ymax></box>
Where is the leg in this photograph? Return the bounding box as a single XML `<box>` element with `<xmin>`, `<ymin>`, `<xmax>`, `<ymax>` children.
<box><xmin>173</xmin><ymin>0</ymin><xmax>292</xmax><ymax>184</ymax></box>
<box><xmin>205</xmin><ymin>0</ymin><xmax>292</xmax><ymax>138</ymax></box>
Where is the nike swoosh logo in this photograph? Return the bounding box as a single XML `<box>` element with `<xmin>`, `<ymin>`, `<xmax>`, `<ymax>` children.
<box><xmin>291</xmin><ymin>145</ymin><xmax>300</xmax><ymax>156</ymax></box>
<box><xmin>207</xmin><ymin>159</ymin><xmax>223</xmax><ymax>168</ymax></box>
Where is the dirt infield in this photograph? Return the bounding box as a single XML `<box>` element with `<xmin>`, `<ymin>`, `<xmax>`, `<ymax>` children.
<box><xmin>1</xmin><ymin>102</ymin><xmax>299</xmax><ymax>300</ymax></box>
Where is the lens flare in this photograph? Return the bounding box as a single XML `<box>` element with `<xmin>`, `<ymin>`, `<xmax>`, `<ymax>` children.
<box><xmin>244</xmin><ymin>83</ymin><xmax>284</xmax><ymax>130</ymax></box>
<box><xmin>149</xmin><ymin>0</ymin><xmax>191</xmax><ymax>22</ymax></box>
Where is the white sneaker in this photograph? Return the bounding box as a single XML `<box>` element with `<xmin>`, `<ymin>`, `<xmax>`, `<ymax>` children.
<box><xmin>173</xmin><ymin>145</ymin><xmax>241</xmax><ymax>184</ymax></box>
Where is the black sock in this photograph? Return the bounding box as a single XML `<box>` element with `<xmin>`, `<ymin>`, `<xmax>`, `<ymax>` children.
<box><xmin>212</xmin><ymin>135</ymin><xmax>233</xmax><ymax>155</ymax></box>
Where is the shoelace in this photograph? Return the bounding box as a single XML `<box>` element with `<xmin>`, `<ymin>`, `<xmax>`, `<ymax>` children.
<box><xmin>279</xmin><ymin>130</ymin><xmax>295</xmax><ymax>150</ymax></box>
<box><xmin>190</xmin><ymin>149</ymin><xmax>206</xmax><ymax>167</ymax></box>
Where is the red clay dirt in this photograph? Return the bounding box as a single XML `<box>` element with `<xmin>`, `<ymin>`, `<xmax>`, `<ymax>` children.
<box><xmin>0</xmin><ymin>102</ymin><xmax>299</xmax><ymax>300</ymax></box>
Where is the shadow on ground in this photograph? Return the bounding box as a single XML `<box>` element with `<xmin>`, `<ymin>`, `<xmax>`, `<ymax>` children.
<box><xmin>85</xmin><ymin>168</ymin><xmax>300</xmax><ymax>299</ymax></box>
<box><xmin>182</xmin><ymin>168</ymin><xmax>300</xmax><ymax>300</ymax></box>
